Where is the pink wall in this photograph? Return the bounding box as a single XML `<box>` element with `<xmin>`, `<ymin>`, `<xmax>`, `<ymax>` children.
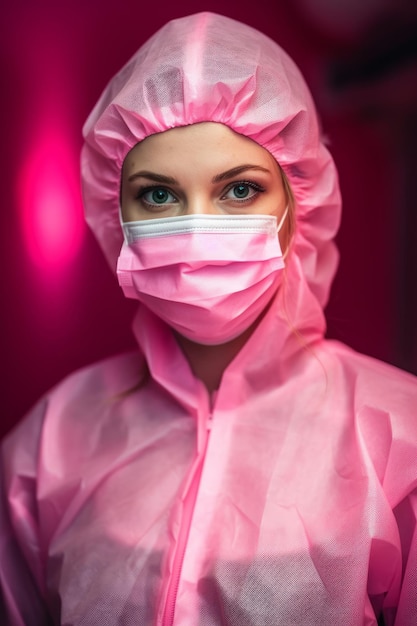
<box><xmin>1</xmin><ymin>0</ymin><xmax>416</xmax><ymax>438</ymax></box>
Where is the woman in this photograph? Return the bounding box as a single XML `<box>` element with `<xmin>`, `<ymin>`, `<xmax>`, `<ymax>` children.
<box><xmin>1</xmin><ymin>12</ymin><xmax>417</xmax><ymax>626</ymax></box>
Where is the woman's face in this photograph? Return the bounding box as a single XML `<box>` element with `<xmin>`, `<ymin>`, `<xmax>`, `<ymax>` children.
<box><xmin>121</xmin><ymin>122</ymin><xmax>290</xmax><ymax>251</ymax></box>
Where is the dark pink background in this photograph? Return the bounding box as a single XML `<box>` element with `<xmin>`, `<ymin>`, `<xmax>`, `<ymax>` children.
<box><xmin>1</xmin><ymin>0</ymin><xmax>416</xmax><ymax>438</ymax></box>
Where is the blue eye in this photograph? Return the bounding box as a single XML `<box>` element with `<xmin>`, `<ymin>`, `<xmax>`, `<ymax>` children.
<box><xmin>233</xmin><ymin>184</ymin><xmax>250</xmax><ymax>199</ymax></box>
<box><xmin>223</xmin><ymin>182</ymin><xmax>263</xmax><ymax>202</ymax></box>
<box><xmin>141</xmin><ymin>187</ymin><xmax>177</xmax><ymax>205</ymax></box>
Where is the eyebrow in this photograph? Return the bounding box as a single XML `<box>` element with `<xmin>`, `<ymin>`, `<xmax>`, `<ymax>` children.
<box><xmin>212</xmin><ymin>164</ymin><xmax>270</xmax><ymax>183</ymax></box>
<box><xmin>127</xmin><ymin>164</ymin><xmax>270</xmax><ymax>185</ymax></box>
<box><xmin>127</xmin><ymin>171</ymin><xmax>178</xmax><ymax>184</ymax></box>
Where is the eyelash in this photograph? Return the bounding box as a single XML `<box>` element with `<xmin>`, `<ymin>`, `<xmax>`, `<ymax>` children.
<box><xmin>221</xmin><ymin>180</ymin><xmax>265</xmax><ymax>202</ymax></box>
<box><xmin>135</xmin><ymin>180</ymin><xmax>266</xmax><ymax>207</ymax></box>
<box><xmin>136</xmin><ymin>186</ymin><xmax>178</xmax><ymax>207</ymax></box>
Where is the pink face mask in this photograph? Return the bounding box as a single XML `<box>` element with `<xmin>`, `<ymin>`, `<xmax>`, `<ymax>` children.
<box><xmin>117</xmin><ymin>212</ymin><xmax>288</xmax><ymax>345</ymax></box>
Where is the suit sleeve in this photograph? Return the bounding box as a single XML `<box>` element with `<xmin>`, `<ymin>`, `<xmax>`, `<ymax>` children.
<box><xmin>0</xmin><ymin>399</ymin><xmax>54</xmax><ymax>625</ymax></box>
<box><xmin>390</xmin><ymin>489</ymin><xmax>417</xmax><ymax>625</ymax></box>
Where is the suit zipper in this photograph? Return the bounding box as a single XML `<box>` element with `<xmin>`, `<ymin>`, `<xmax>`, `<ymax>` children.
<box><xmin>161</xmin><ymin>406</ymin><xmax>213</xmax><ymax>626</ymax></box>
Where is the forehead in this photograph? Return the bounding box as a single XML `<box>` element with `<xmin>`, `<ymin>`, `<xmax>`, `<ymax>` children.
<box><xmin>122</xmin><ymin>122</ymin><xmax>278</xmax><ymax>173</ymax></box>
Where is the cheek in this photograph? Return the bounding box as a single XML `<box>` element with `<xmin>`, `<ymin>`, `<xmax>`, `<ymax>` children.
<box><xmin>120</xmin><ymin>199</ymin><xmax>130</xmax><ymax>222</ymax></box>
<box><xmin>120</xmin><ymin>186</ymin><xmax>137</xmax><ymax>222</ymax></box>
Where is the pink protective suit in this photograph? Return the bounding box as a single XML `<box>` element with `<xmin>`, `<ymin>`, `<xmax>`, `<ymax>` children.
<box><xmin>1</xmin><ymin>12</ymin><xmax>417</xmax><ymax>626</ymax></box>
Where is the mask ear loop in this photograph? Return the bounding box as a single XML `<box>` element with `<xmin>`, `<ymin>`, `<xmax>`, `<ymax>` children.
<box><xmin>276</xmin><ymin>205</ymin><xmax>289</xmax><ymax>233</ymax></box>
<box><xmin>276</xmin><ymin>205</ymin><xmax>290</xmax><ymax>260</ymax></box>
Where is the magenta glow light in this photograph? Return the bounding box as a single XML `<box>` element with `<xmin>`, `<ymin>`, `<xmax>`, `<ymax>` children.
<box><xmin>20</xmin><ymin>130</ymin><xmax>84</xmax><ymax>272</ymax></box>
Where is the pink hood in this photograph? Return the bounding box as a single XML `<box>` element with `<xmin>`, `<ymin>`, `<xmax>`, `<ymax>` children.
<box><xmin>81</xmin><ymin>11</ymin><xmax>341</xmax><ymax>346</ymax></box>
